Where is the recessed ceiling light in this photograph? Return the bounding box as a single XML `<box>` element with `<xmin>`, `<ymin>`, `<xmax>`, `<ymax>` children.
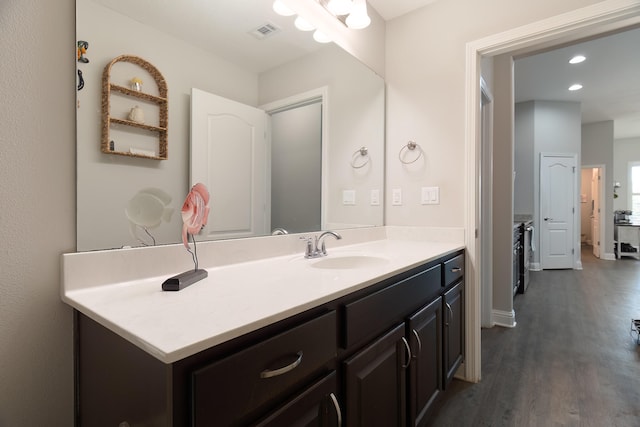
<box><xmin>569</xmin><ymin>55</ymin><xmax>586</xmax><ymax>64</ymax></box>
<box><xmin>568</xmin><ymin>84</ymin><xmax>583</xmax><ymax>91</ymax></box>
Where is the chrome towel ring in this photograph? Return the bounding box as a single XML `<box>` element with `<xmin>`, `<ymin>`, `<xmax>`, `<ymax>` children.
<box><xmin>351</xmin><ymin>146</ymin><xmax>370</xmax><ymax>169</ymax></box>
<box><xmin>399</xmin><ymin>141</ymin><xmax>423</xmax><ymax>164</ymax></box>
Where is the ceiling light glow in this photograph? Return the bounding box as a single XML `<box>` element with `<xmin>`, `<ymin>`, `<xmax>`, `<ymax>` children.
<box><xmin>568</xmin><ymin>84</ymin><xmax>583</xmax><ymax>91</ymax></box>
<box><xmin>272</xmin><ymin>0</ymin><xmax>295</xmax><ymax>16</ymax></box>
<box><xmin>569</xmin><ymin>55</ymin><xmax>586</xmax><ymax>64</ymax></box>
<box><xmin>313</xmin><ymin>30</ymin><xmax>331</xmax><ymax>43</ymax></box>
<box><xmin>294</xmin><ymin>16</ymin><xmax>315</xmax><ymax>31</ymax></box>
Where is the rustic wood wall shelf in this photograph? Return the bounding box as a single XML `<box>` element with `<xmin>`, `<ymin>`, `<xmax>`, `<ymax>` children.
<box><xmin>101</xmin><ymin>55</ymin><xmax>168</xmax><ymax>160</ymax></box>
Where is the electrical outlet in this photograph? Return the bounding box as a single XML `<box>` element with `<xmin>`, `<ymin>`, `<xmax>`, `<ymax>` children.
<box><xmin>392</xmin><ymin>188</ymin><xmax>402</xmax><ymax>206</ymax></box>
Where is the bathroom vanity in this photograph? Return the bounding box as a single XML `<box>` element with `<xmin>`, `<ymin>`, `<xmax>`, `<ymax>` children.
<box><xmin>63</xmin><ymin>231</ymin><xmax>464</xmax><ymax>426</ymax></box>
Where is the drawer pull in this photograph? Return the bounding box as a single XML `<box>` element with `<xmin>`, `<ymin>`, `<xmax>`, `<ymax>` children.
<box><xmin>451</xmin><ymin>267</ymin><xmax>462</xmax><ymax>273</ymax></box>
<box><xmin>260</xmin><ymin>351</ymin><xmax>303</xmax><ymax>379</ymax></box>
<box><xmin>329</xmin><ymin>392</ymin><xmax>342</xmax><ymax>427</ymax></box>
<box><xmin>401</xmin><ymin>337</ymin><xmax>412</xmax><ymax>369</ymax></box>
<box><xmin>411</xmin><ymin>329</ymin><xmax>422</xmax><ymax>358</ymax></box>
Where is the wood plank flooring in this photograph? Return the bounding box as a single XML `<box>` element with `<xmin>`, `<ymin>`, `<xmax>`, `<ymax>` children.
<box><xmin>427</xmin><ymin>246</ymin><xmax>640</xmax><ymax>427</ymax></box>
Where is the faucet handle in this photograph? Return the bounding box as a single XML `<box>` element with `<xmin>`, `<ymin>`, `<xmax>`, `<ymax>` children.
<box><xmin>300</xmin><ymin>236</ymin><xmax>314</xmax><ymax>258</ymax></box>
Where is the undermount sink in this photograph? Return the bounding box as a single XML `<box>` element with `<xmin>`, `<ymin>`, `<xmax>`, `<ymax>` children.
<box><xmin>310</xmin><ymin>255</ymin><xmax>389</xmax><ymax>270</ymax></box>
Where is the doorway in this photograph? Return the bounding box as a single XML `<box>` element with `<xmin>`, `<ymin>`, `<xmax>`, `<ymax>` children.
<box><xmin>466</xmin><ymin>2</ymin><xmax>640</xmax><ymax>383</ymax></box>
<box><xmin>581</xmin><ymin>165</ymin><xmax>604</xmax><ymax>258</ymax></box>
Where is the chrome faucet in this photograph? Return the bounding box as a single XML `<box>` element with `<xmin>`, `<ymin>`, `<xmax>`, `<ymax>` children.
<box><xmin>303</xmin><ymin>230</ymin><xmax>342</xmax><ymax>258</ymax></box>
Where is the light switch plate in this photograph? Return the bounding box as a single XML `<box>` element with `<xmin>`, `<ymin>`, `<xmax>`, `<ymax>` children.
<box><xmin>343</xmin><ymin>189</ymin><xmax>356</xmax><ymax>205</ymax></box>
<box><xmin>421</xmin><ymin>186</ymin><xmax>440</xmax><ymax>205</ymax></box>
<box><xmin>370</xmin><ymin>189</ymin><xmax>380</xmax><ymax>206</ymax></box>
<box><xmin>392</xmin><ymin>188</ymin><xmax>402</xmax><ymax>206</ymax></box>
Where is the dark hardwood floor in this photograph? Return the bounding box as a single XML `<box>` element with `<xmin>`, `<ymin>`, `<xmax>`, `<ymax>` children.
<box><xmin>428</xmin><ymin>246</ymin><xmax>640</xmax><ymax>427</ymax></box>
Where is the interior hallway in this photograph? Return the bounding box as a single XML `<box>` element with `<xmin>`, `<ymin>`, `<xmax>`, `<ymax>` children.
<box><xmin>428</xmin><ymin>246</ymin><xmax>640</xmax><ymax>426</ymax></box>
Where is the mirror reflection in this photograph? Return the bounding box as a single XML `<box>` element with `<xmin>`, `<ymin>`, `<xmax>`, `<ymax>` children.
<box><xmin>76</xmin><ymin>0</ymin><xmax>384</xmax><ymax>251</ymax></box>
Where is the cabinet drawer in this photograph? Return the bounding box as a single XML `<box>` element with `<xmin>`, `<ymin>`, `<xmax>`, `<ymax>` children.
<box><xmin>343</xmin><ymin>264</ymin><xmax>441</xmax><ymax>349</ymax></box>
<box><xmin>253</xmin><ymin>371</ymin><xmax>339</xmax><ymax>427</ymax></box>
<box><xmin>443</xmin><ymin>253</ymin><xmax>464</xmax><ymax>288</ymax></box>
<box><xmin>192</xmin><ymin>311</ymin><xmax>337</xmax><ymax>426</ymax></box>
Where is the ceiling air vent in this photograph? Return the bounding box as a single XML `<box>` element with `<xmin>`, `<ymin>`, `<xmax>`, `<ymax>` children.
<box><xmin>249</xmin><ymin>22</ymin><xmax>281</xmax><ymax>40</ymax></box>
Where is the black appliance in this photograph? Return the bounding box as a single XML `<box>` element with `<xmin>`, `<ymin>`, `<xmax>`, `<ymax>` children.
<box><xmin>513</xmin><ymin>224</ymin><xmax>521</xmax><ymax>298</ymax></box>
<box><xmin>518</xmin><ymin>221</ymin><xmax>534</xmax><ymax>294</ymax></box>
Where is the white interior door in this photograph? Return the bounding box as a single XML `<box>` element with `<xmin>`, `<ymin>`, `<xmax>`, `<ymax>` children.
<box><xmin>190</xmin><ymin>88</ymin><xmax>268</xmax><ymax>240</ymax></box>
<box><xmin>591</xmin><ymin>168</ymin><xmax>601</xmax><ymax>258</ymax></box>
<box><xmin>540</xmin><ymin>154</ymin><xmax>576</xmax><ymax>269</ymax></box>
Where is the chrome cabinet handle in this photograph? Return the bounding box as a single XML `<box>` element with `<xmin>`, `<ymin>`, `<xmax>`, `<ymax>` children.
<box><xmin>329</xmin><ymin>392</ymin><xmax>342</xmax><ymax>427</ymax></box>
<box><xmin>544</xmin><ymin>217</ymin><xmax>552</xmax><ymax>221</ymax></box>
<box><xmin>451</xmin><ymin>267</ymin><xmax>462</xmax><ymax>273</ymax></box>
<box><xmin>445</xmin><ymin>302</ymin><xmax>453</xmax><ymax>326</ymax></box>
<box><xmin>260</xmin><ymin>351</ymin><xmax>303</xmax><ymax>378</ymax></box>
<box><xmin>401</xmin><ymin>337</ymin><xmax>412</xmax><ymax>368</ymax></box>
<box><xmin>411</xmin><ymin>329</ymin><xmax>422</xmax><ymax>359</ymax></box>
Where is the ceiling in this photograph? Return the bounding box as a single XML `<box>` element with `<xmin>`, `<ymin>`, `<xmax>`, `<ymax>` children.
<box><xmin>515</xmin><ymin>27</ymin><xmax>640</xmax><ymax>140</ymax></box>
<box><xmin>94</xmin><ymin>0</ymin><xmax>639</xmax><ymax>139</ymax></box>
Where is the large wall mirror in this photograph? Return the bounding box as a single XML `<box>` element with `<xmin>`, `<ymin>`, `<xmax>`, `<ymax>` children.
<box><xmin>76</xmin><ymin>0</ymin><xmax>385</xmax><ymax>251</ymax></box>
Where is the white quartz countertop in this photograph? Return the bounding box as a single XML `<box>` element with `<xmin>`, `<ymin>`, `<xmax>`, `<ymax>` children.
<box><xmin>62</xmin><ymin>232</ymin><xmax>463</xmax><ymax>364</ymax></box>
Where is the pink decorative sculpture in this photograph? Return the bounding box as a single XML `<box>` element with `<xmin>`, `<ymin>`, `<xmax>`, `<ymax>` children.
<box><xmin>181</xmin><ymin>182</ymin><xmax>210</xmax><ymax>248</ymax></box>
<box><xmin>162</xmin><ymin>183</ymin><xmax>210</xmax><ymax>291</ymax></box>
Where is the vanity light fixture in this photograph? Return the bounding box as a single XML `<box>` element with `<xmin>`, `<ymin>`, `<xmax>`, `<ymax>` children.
<box><xmin>568</xmin><ymin>83</ymin><xmax>583</xmax><ymax>91</ymax></box>
<box><xmin>569</xmin><ymin>55</ymin><xmax>586</xmax><ymax>64</ymax></box>
<box><xmin>273</xmin><ymin>0</ymin><xmax>296</xmax><ymax>16</ymax></box>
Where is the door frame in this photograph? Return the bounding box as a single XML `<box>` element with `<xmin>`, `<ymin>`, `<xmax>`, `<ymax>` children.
<box><xmin>465</xmin><ymin>1</ymin><xmax>640</xmax><ymax>382</ymax></box>
<box><xmin>260</xmin><ymin>87</ymin><xmax>329</xmax><ymax>231</ymax></box>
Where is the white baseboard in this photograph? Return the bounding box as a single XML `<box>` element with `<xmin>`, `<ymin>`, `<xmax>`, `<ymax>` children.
<box><xmin>601</xmin><ymin>252</ymin><xmax>616</xmax><ymax>261</ymax></box>
<box><xmin>530</xmin><ymin>262</ymin><xmax>541</xmax><ymax>271</ymax></box>
<box><xmin>493</xmin><ymin>309</ymin><xmax>516</xmax><ymax>328</ymax></box>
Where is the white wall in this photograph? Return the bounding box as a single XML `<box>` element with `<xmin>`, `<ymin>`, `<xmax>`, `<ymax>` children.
<box><xmin>582</xmin><ymin>120</ymin><xmax>614</xmax><ymax>256</ymax></box>
<box><xmin>614</xmin><ymin>136</ymin><xmax>640</xmax><ymax>210</ymax></box>
<box><xmin>0</xmin><ymin>1</ymin><xmax>75</xmax><ymax>425</ymax></box>
<box><xmin>384</xmin><ymin>0</ymin><xmax>603</xmax><ymax>230</ymax></box>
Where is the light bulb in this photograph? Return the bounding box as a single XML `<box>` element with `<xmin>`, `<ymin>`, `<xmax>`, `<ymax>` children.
<box><xmin>294</xmin><ymin>16</ymin><xmax>315</xmax><ymax>31</ymax></box>
<box><xmin>568</xmin><ymin>84</ymin><xmax>583</xmax><ymax>91</ymax></box>
<box><xmin>272</xmin><ymin>0</ymin><xmax>295</xmax><ymax>16</ymax></box>
<box><xmin>313</xmin><ymin>30</ymin><xmax>331</xmax><ymax>43</ymax></box>
<box><xmin>345</xmin><ymin>0</ymin><xmax>370</xmax><ymax>29</ymax></box>
<box><xmin>327</xmin><ymin>0</ymin><xmax>353</xmax><ymax>16</ymax></box>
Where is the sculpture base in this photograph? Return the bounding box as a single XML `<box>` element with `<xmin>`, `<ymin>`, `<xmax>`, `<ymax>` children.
<box><xmin>162</xmin><ymin>269</ymin><xmax>208</xmax><ymax>291</ymax></box>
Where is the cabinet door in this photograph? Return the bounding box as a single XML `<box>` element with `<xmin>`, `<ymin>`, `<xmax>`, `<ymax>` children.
<box><xmin>443</xmin><ymin>281</ymin><xmax>464</xmax><ymax>387</ymax></box>
<box><xmin>343</xmin><ymin>323</ymin><xmax>407</xmax><ymax>427</ymax></box>
<box><xmin>253</xmin><ymin>372</ymin><xmax>341</xmax><ymax>427</ymax></box>
<box><xmin>407</xmin><ymin>297</ymin><xmax>442</xmax><ymax>427</ymax></box>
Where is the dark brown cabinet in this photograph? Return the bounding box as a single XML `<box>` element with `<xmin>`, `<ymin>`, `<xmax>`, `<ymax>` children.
<box><xmin>407</xmin><ymin>297</ymin><xmax>442</xmax><ymax>427</ymax></box>
<box><xmin>443</xmin><ymin>281</ymin><xmax>464</xmax><ymax>388</ymax></box>
<box><xmin>75</xmin><ymin>250</ymin><xmax>464</xmax><ymax>427</ymax></box>
<box><xmin>343</xmin><ymin>323</ymin><xmax>407</xmax><ymax>427</ymax></box>
<box><xmin>253</xmin><ymin>372</ymin><xmax>341</xmax><ymax>427</ymax></box>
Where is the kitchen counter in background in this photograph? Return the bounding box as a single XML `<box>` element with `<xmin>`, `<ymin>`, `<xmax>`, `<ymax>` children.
<box><xmin>61</xmin><ymin>226</ymin><xmax>464</xmax><ymax>363</ymax></box>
